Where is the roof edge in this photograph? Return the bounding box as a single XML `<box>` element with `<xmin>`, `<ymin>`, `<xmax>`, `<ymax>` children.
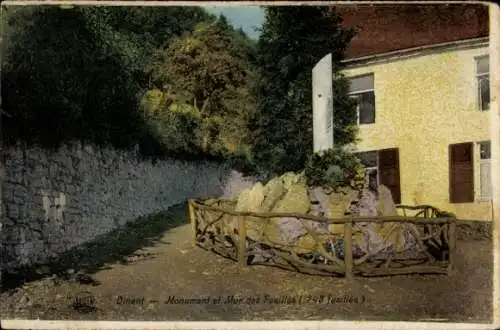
<box><xmin>341</xmin><ymin>37</ymin><xmax>489</xmax><ymax>69</ymax></box>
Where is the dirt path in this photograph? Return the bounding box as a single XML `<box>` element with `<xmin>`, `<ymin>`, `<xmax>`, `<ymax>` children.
<box><xmin>1</xmin><ymin>204</ymin><xmax>493</xmax><ymax>323</ymax></box>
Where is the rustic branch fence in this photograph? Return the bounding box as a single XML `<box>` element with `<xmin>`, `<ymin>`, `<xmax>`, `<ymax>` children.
<box><xmin>188</xmin><ymin>198</ymin><xmax>456</xmax><ymax>278</ymax></box>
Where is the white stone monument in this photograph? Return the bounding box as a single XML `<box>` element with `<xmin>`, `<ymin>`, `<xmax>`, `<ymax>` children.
<box><xmin>312</xmin><ymin>53</ymin><xmax>334</xmax><ymax>153</ymax></box>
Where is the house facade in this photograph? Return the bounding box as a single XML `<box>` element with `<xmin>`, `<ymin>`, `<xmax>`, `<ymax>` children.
<box><xmin>337</xmin><ymin>4</ymin><xmax>492</xmax><ymax>221</ymax></box>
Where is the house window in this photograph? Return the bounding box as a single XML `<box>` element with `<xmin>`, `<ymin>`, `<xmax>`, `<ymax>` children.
<box><xmin>449</xmin><ymin>142</ymin><xmax>474</xmax><ymax>203</ymax></box>
<box><xmin>478</xmin><ymin>141</ymin><xmax>492</xmax><ymax>200</ymax></box>
<box><xmin>475</xmin><ymin>56</ymin><xmax>490</xmax><ymax>111</ymax></box>
<box><xmin>356</xmin><ymin>148</ymin><xmax>401</xmax><ymax>203</ymax></box>
<box><xmin>348</xmin><ymin>74</ymin><xmax>376</xmax><ymax>125</ymax></box>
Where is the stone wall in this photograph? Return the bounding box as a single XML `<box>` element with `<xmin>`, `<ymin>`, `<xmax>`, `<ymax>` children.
<box><xmin>1</xmin><ymin>143</ymin><xmax>257</xmax><ymax>271</ymax></box>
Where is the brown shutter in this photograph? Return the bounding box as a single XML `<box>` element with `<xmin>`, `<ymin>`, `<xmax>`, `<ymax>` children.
<box><xmin>378</xmin><ymin>148</ymin><xmax>401</xmax><ymax>204</ymax></box>
<box><xmin>449</xmin><ymin>142</ymin><xmax>474</xmax><ymax>203</ymax></box>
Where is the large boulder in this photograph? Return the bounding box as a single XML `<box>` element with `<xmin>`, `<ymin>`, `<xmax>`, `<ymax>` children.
<box><xmin>356</xmin><ymin>188</ymin><xmax>379</xmax><ymax>217</ymax></box>
<box><xmin>271</xmin><ymin>181</ymin><xmax>310</xmax><ymax>214</ymax></box>
<box><xmin>213</xmin><ymin>170</ymin><xmax>421</xmax><ymax>260</ymax></box>
<box><xmin>265</xmin><ymin>179</ymin><xmax>352</xmax><ymax>254</ymax></box>
<box><xmin>261</xmin><ymin>177</ymin><xmax>286</xmax><ymax>211</ymax></box>
<box><xmin>263</xmin><ymin>182</ymin><xmax>311</xmax><ymax>249</ymax></box>
<box><xmin>230</xmin><ymin>173</ymin><xmax>312</xmax><ymax>248</ymax></box>
<box><xmin>235</xmin><ymin>182</ymin><xmax>266</xmax><ymax>212</ymax></box>
<box><xmin>350</xmin><ymin>185</ymin><xmax>419</xmax><ymax>257</ymax></box>
<box><xmin>228</xmin><ymin>183</ymin><xmax>267</xmax><ymax>239</ymax></box>
<box><xmin>377</xmin><ymin>185</ymin><xmax>398</xmax><ymax>216</ymax></box>
<box><xmin>281</xmin><ymin>171</ymin><xmax>306</xmax><ymax>190</ymax></box>
<box><xmin>309</xmin><ymin>186</ymin><xmax>359</xmax><ymax>236</ymax></box>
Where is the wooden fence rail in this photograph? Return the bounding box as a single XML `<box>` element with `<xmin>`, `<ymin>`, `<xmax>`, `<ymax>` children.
<box><xmin>188</xmin><ymin>198</ymin><xmax>456</xmax><ymax>278</ymax></box>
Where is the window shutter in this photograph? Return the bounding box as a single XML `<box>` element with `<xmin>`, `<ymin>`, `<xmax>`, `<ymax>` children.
<box><xmin>449</xmin><ymin>143</ymin><xmax>474</xmax><ymax>203</ymax></box>
<box><xmin>378</xmin><ymin>148</ymin><xmax>401</xmax><ymax>204</ymax></box>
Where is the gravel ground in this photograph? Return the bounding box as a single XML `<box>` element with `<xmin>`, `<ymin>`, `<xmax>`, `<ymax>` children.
<box><xmin>0</xmin><ymin>203</ymin><xmax>494</xmax><ymax>323</ymax></box>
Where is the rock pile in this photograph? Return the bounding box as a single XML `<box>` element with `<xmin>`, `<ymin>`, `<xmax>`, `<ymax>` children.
<box><xmin>225</xmin><ymin>171</ymin><xmax>421</xmax><ymax>261</ymax></box>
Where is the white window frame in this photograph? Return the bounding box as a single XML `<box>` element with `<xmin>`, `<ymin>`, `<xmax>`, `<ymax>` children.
<box><xmin>349</xmin><ymin>89</ymin><xmax>375</xmax><ymax>126</ymax></box>
<box><xmin>348</xmin><ymin>74</ymin><xmax>376</xmax><ymax>125</ymax></box>
<box><xmin>476</xmin><ymin>141</ymin><xmax>492</xmax><ymax>201</ymax></box>
<box><xmin>475</xmin><ymin>55</ymin><xmax>490</xmax><ymax>111</ymax></box>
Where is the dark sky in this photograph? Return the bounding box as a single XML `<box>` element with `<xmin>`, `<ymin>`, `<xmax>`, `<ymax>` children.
<box><xmin>204</xmin><ymin>6</ymin><xmax>265</xmax><ymax>39</ymax></box>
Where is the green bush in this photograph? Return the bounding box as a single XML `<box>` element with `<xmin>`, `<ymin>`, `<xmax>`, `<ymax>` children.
<box><xmin>304</xmin><ymin>147</ymin><xmax>365</xmax><ymax>192</ymax></box>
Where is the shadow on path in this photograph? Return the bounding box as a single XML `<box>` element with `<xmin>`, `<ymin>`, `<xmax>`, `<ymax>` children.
<box><xmin>1</xmin><ymin>203</ymin><xmax>189</xmax><ymax>293</ymax></box>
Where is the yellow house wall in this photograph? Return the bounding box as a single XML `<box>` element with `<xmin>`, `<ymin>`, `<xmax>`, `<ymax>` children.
<box><xmin>343</xmin><ymin>46</ymin><xmax>492</xmax><ymax>221</ymax></box>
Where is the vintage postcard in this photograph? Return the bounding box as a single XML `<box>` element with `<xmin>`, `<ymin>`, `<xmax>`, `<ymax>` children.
<box><xmin>0</xmin><ymin>1</ymin><xmax>498</xmax><ymax>329</ymax></box>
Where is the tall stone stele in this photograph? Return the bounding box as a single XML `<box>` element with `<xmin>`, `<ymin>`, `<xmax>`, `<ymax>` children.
<box><xmin>312</xmin><ymin>53</ymin><xmax>334</xmax><ymax>154</ymax></box>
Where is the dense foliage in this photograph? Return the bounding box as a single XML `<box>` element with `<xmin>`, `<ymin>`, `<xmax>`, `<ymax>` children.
<box><xmin>304</xmin><ymin>148</ymin><xmax>365</xmax><ymax>192</ymax></box>
<box><xmin>2</xmin><ymin>7</ymin><xmax>249</xmax><ymax>158</ymax></box>
<box><xmin>3</xmin><ymin>6</ymin><xmax>146</xmax><ymax>149</ymax></box>
<box><xmin>2</xmin><ymin>5</ymin><xmax>359</xmax><ymax>178</ymax></box>
<box><xmin>2</xmin><ymin>6</ymin><xmax>204</xmax><ymax>153</ymax></box>
<box><xmin>144</xmin><ymin>16</ymin><xmax>257</xmax><ymax>158</ymax></box>
<box><xmin>249</xmin><ymin>6</ymin><xmax>358</xmax><ymax>176</ymax></box>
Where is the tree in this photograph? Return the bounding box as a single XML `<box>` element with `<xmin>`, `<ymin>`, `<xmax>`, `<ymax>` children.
<box><xmin>87</xmin><ymin>6</ymin><xmax>217</xmax><ymax>89</ymax></box>
<box><xmin>249</xmin><ymin>6</ymin><xmax>358</xmax><ymax>176</ymax></box>
<box><xmin>1</xmin><ymin>6</ymin><xmax>217</xmax><ymax>157</ymax></box>
<box><xmin>146</xmin><ymin>18</ymin><xmax>257</xmax><ymax>158</ymax></box>
<box><xmin>2</xmin><ymin>6</ymin><xmax>153</xmax><ymax>149</ymax></box>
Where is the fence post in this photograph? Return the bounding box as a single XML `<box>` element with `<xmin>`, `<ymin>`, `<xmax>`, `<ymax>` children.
<box><xmin>344</xmin><ymin>219</ymin><xmax>353</xmax><ymax>280</ymax></box>
<box><xmin>238</xmin><ymin>216</ymin><xmax>247</xmax><ymax>266</ymax></box>
<box><xmin>188</xmin><ymin>200</ymin><xmax>197</xmax><ymax>248</ymax></box>
<box><xmin>447</xmin><ymin>218</ymin><xmax>456</xmax><ymax>275</ymax></box>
